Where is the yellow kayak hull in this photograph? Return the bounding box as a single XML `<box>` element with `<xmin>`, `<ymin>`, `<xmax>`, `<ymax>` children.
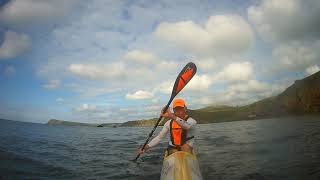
<box><xmin>160</xmin><ymin>151</ymin><xmax>203</xmax><ymax>180</ymax></box>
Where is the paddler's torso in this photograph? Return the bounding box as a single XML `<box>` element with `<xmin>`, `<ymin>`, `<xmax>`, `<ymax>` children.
<box><xmin>147</xmin><ymin>116</ymin><xmax>197</xmax><ymax>148</ymax></box>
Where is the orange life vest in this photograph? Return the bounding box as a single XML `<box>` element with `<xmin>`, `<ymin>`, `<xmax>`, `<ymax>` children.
<box><xmin>169</xmin><ymin>116</ymin><xmax>194</xmax><ymax>146</ymax></box>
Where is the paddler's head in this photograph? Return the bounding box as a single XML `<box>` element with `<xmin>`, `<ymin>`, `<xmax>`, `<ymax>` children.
<box><xmin>173</xmin><ymin>98</ymin><xmax>187</xmax><ymax>119</ymax></box>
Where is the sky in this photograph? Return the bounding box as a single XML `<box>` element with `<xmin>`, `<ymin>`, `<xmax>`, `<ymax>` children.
<box><xmin>0</xmin><ymin>0</ymin><xmax>319</xmax><ymax>124</ymax></box>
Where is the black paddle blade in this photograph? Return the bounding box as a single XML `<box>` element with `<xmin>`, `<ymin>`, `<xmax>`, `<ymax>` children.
<box><xmin>171</xmin><ymin>62</ymin><xmax>197</xmax><ymax>97</ymax></box>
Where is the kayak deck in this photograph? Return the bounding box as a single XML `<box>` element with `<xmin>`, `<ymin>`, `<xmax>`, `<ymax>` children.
<box><xmin>161</xmin><ymin>150</ymin><xmax>203</xmax><ymax>180</ymax></box>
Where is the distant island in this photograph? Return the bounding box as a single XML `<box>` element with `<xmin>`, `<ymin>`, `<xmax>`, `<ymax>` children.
<box><xmin>47</xmin><ymin>119</ymin><xmax>100</xmax><ymax>127</ymax></box>
<box><xmin>47</xmin><ymin>71</ymin><xmax>320</xmax><ymax>127</ymax></box>
<box><xmin>47</xmin><ymin>119</ymin><xmax>123</xmax><ymax>128</ymax></box>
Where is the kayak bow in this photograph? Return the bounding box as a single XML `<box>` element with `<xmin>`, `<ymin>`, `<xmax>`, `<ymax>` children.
<box><xmin>161</xmin><ymin>151</ymin><xmax>203</xmax><ymax>180</ymax></box>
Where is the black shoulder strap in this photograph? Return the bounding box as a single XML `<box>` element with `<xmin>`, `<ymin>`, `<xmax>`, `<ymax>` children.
<box><xmin>181</xmin><ymin>128</ymin><xmax>186</xmax><ymax>145</ymax></box>
<box><xmin>184</xmin><ymin>115</ymin><xmax>194</xmax><ymax>143</ymax></box>
<box><xmin>169</xmin><ymin>120</ymin><xmax>175</xmax><ymax>145</ymax></box>
<box><xmin>186</xmin><ymin>136</ymin><xmax>194</xmax><ymax>141</ymax></box>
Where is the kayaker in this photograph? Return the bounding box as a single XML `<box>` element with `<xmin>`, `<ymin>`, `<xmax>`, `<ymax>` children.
<box><xmin>137</xmin><ymin>98</ymin><xmax>197</xmax><ymax>155</ymax></box>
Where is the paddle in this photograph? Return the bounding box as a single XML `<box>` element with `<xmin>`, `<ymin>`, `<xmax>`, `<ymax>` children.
<box><xmin>133</xmin><ymin>62</ymin><xmax>197</xmax><ymax>161</ymax></box>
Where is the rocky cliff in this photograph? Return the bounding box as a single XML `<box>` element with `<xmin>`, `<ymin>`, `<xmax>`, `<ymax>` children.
<box><xmin>278</xmin><ymin>71</ymin><xmax>320</xmax><ymax>113</ymax></box>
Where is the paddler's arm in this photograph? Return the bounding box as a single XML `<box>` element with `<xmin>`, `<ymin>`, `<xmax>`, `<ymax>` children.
<box><xmin>161</xmin><ymin>108</ymin><xmax>196</xmax><ymax>130</ymax></box>
<box><xmin>174</xmin><ymin>117</ymin><xmax>197</xmax><ymax>130</ymax></box>
<box><xmin>137</xmin><ymin>121</ymin><xmax>169</xmax><ymax>155</ymax></box>
<box><xmin>147</xmin><ymin>121</ymin><xmax>169</xmax><ymax>148</ymax></box>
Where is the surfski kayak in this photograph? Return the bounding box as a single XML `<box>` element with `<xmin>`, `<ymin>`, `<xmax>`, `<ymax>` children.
<box><xmin>160</xmin><ymin>150</ymin><xmax>203</xmax><ymax>180</ymax></box>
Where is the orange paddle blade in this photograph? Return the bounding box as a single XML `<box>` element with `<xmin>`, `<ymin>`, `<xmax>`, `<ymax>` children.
<box><xmin>172</xmin><ymin>62</ymin><xmax>197</xmax><ymax>96</ymax></box>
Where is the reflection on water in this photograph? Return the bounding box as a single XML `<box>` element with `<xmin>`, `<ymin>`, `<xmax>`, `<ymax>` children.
<box><xmin>0</xmin><ymin>116</ymin><xmax>320</xmax><ymax>180</ymax></box>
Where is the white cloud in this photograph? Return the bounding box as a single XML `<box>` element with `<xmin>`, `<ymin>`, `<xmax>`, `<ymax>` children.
<box><xmin>185</xmin><ymin>74</ymin><xmax>212</xmax><ymax>92</ymax></box>
<box><xmin>36</xmin><ymin>55</ymin><xmax>71</xmax><ymax>79</ymax></box>
<box><xmin>124</xmin><ymin>50</ymin><xmax>158</xmax><ymax>64</ymax></box>
<box><xmin>144</xmin><ymin>105</ymin><xmax>162</xmax><ymax>112</ymax></box>
<box><xmin>153</xmin><ymin>61</ymin><xmax>253</xmax><ymax>95</ymax></box>
<box><xmin>43</xmin><ymin>79</ymin><xmax>60</xmax><ymax>89</ymax></box>
<box><xmin>248</xmin><ymin>0</ymin><xmax>320</xmax><ymax>43</ymax></box>
<box><xmin>0</xmin><ymin>31</ymin><xmax>30</xmax><ymax>60</ymax></box>
<box><xmin>184</xmin><ymin>61</ymin><xmax>292</xmax><ymax>107</ymax></box>
<box><xmin>193</xmin><ymin>79</ymin><xmax>287</xmax><ymax>106</ymax></box>
<box><xmin>0</xmin><ymin>0</ymin><xmax>75</xmax><ymax>28</ymax></box>
<box><xmin>123</xmin><ymin>50</ymin><xmax>179</xmax><ymax>72</ymax></box>
<box><xmin>126</xmin><ymin>90</ymin><xmax>154</xmax><ymax>100</ymax></box>
<box><xmin>195</xmin><ymin>58</ymin><xmax>216</xmax><ymax>72</ymax></box>
<box><xmin>48</xmin><ymin>1</ymin><xmax>133</xmax><ymax>53</ymax></box>
<box><xmin>69</xmin><ymin>63</ymin><xmax>127</xmax><ymax>81</ymax></box>
<box><xmin>306</xmin><ymin>65</ymin><xmax>320</xmax><ymax>75</ymax></box>
<box><xmin>155</xmin><ymin>60</ymin><xmax>179</xmax><ymax>71</ymax></box>
<box><xmin>214</xmin><ymin>61</ymin><xmax>253</xmax><ymax>82</ymax></box>
<box><xmin>38</xmin><ymin>54</ymin><xmax>114</xmax><ymax>80</ymax></box>
<box><xmin>56</xmin><ymin>97</ymin><xmax>65</xmax><ymax>103</ymax></box>
<box><xmin>68</xmin><ymin>62</ymin><xmax>158</xmax><ymax>86</ymax></box>
<box><xmin>227</xmin><ymin>80</ymin><xmax>288</xmax><ymax>104</ymax></box>
<box><xmin>248</xmin><ymin>0</ymin><xmax>320</xmax><ymax>76</ymax></box>
<box><xmin>229</xmin><ymin>80</ymin><xmax>269</xmax><ymax>94</ymax></box>
<box><xmin>271</xmin><ymin>40</ymin><xmax>320</xmax><ymax>73</ymax></box>
<box><xmin>155</xmin><ymin>15</ymin><xmax>254</xmax><ymax>57</ymax></box>
<box><xmin>3</xmin><ymin>66</ymin><xmax>16</xmax><ymax>77</ymax></box>
<box><xmin>65</xmin><ymin>83</ymin><xmax>125</xmax><ymax>98</ymax></box>
<box><xmin>73</xmin><ymin>103</ymin><xmax>97</xmax><ymax>113</ymax></box>
<box><xmin>156</xmin><ymin>81</ymin><xmax>174</xmax><ymax>94</ymax></box>
<box><xmin>151</xmin><ymin>98</ymin><xmax>160</xmax><ymax>103</ymax></box>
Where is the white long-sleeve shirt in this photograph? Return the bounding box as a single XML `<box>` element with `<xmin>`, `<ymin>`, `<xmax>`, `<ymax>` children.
<box><xmin>147</xmin><ymin>117</ymin><xmax>197</xmax><ymax>148</ymax></box>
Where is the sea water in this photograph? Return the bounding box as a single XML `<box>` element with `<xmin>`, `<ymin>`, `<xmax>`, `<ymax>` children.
<box><xmin>0</xmin><ymin>116</ymin><xmax>320</xmax><ymax>180</ymax></box>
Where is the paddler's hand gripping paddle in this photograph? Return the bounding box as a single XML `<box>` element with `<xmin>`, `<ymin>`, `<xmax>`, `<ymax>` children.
<box><xmin>133</xmin><ymin>62</ymin><xmax>197</xmax><ymax>161</ymax></box>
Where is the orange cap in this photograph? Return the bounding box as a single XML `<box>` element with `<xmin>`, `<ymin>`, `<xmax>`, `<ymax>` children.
<box><xmin>173</xmin><ymin>98</ymin><xmax>186</xmax><ymax>108</ymax></box>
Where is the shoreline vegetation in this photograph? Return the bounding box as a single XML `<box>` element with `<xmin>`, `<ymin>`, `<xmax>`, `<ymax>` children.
<box><xmin>46</xmin><ymin>71</ymin><xmax>320</xmax><ymax>127</ymax></box>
